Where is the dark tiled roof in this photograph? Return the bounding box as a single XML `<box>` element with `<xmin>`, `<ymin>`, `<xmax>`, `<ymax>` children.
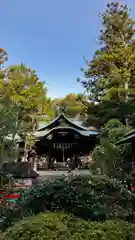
<box><xmin>34</xmin><ymin>126</ymin><xmax>100</xmax><ymax>138</ymax></box>
<box><xmin>18</xmin><ymin>114</ymin><xmax>101</xmax><ymax>143</ymax></box>
<box><xmin>37</xmin><ymin>114</ymin><xmax>88</xmax><ymax>132</ymax></box>
<box><xmin>3</xmin><ymin>162</ymin><xmax>39</xmax><ymax>178</ymax></box>
<box><xmin>116</xmin><ymin>129</ymin><xmax>135</xmax><ymax>145</ymax></box>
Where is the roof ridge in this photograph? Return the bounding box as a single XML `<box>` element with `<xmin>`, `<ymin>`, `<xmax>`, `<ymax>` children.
<box><xmin>37</xmin><ymin>114</ymin><xmax>88</xmax><ymax>132</ymax></box>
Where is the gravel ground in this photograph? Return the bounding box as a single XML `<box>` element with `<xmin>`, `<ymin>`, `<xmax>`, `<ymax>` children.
<box><xmin>37</xmin><ymin>169</ymin><xmax>90</xmax><ymax>181</ymax></box>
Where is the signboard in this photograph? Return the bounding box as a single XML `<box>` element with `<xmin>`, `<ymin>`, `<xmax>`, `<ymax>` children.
<box><xmin>53</xmin><ymin>143</ymin><xmax>73</xmax><ymax>149</ymax></box>
<box><xmin>13</xmin><ymin>179</ymin><xmax>32</xmax><ymax>188</ymax></box>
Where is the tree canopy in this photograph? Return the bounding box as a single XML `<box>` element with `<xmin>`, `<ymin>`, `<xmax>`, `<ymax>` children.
<box><xmin>0</xmin><ymin>64</ymin><xmax>53</xmax><ymax>131</ymax></box>
<box><xmin>52</xmin><ymin>93</ymin><xmax>87</xmax><ymax>119</ymax></box>
<box><xmin>0</xmin><ymin>63</ymin><xmax>55</xmax><ymax>155</ymax></box>
<box><xmin>79</xmin><ymin>2</ymin><xmax>135</xmax><ymax>127</ymax></box>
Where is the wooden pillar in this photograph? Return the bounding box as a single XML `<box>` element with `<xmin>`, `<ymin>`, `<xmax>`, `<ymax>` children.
<box><xmin>48</xmin><ymin>144</ymin><xmax>53</xmax><ymax>170</ymax></box>
<box><xmin>62</xmin><ymin>145</ymin><xmax>65</xmax><ymax>163</ymax></box>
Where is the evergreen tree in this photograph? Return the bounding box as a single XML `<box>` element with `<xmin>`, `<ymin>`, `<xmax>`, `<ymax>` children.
<box><xmin>80</xmin><ymin>2</ymin><xmax>135</xmax><ymax>126</ymax></box>
<box><xmin>0</xmin><ymin>64</ymin><xmax>53</xmax><ymax>155</ymax></box>
<box><xmin>0</xmin><ymin>64</ymin><xmax>49</xmax><ymax>129</ymax></box>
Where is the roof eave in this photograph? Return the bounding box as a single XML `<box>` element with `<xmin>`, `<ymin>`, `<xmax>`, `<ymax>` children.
<box><xmin>37</xmin><ymin>114</ymin><xmax>90</xmax><ymax>132</ymax></box>
<box><xmin>34</xmin><ymin>127</ymin><xmax>101</xmax><ymax>138</ymax></box>
<box><xmin>116</xmin><ymin>133</ymin><xmax>135</xmax><ymax>145</ymax></box>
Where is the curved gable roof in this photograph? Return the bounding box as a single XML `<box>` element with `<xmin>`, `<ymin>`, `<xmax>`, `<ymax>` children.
<box><xmin>37</xmin><ymin>114</ymin><xmax>89</xmax><ymax>132</ymax></box>
<box><xmin>34</xmin><ymin>126</ymin><xmax>100</xmax><ymax>138</ymax></box>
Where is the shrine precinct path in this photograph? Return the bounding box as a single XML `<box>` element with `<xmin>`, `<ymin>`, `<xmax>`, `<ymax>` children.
<box><xmin>37</xmin><ymin>169</ymin><xmax>90</xmax><ymax>181</ymax></box>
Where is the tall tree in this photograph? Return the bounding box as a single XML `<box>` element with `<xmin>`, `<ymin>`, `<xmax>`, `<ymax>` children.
<box><xmin>0</xmin><ymin>64</ymin><xmax>50</xmax><ymax>154</ymax></box>
<box><xmin>80</xmin><ymin>2</ymin><xmax>135</xmax><ymax>126</ymax></box>
<box><xmin>0</xmin><ymin>64</ymin><xmax>47</xmax><ymax>122</ymax></box>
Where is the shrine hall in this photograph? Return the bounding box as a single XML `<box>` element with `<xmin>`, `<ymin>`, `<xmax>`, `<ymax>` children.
<box><xmin>19</xmin><ymin>114</ymin><xmax>100</xmax><ymax>170</ymax></box>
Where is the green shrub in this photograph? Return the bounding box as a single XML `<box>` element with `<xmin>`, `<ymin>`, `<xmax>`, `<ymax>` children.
<box><xmin>19</xmin><ymin>175</ymin><xmax>135</xmax><ymax>220</ymax></box>
<box><xmin>1</xmin><ymin>213</ymin><xmax>135</xmax><ymax>240</ymax></box>
<box><xmin>92</xmin><ymin>119</ymin><xmax>132</xmax><ymax>179</ymax></box>
<box><xmin>2</xmin><ymin>174</ymin><xmax>135</xmax><ymax>231</ymax></box>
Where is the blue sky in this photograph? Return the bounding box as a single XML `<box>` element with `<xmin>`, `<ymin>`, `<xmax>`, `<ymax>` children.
<box><xmin>1</xmin><ymin>0</ymin><xmax>135</xmax><ymax>98</ymax></box>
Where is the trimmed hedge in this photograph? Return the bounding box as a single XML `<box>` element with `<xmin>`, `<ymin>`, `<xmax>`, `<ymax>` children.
<box><xmin>1</xmin><ymin>213</ymin><xmax>135</xmax><ymax>240</ymax></box>
<box><xmin>19</xmin><ymin>174</ymin><xmax>135</xmax><ymax>220</ymax></box>
<box><xmin>1</xmin><ymin>174</ymin><xmax>135</xmax><ymax>230</ymax></box>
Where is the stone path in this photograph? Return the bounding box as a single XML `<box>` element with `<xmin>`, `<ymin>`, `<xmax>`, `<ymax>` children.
<box><xmin>37</xmin><ymin>169</ymin><xmax>90</xmax><ymax>180</ymax></box>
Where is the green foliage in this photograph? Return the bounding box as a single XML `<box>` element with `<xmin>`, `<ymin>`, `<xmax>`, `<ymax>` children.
<box><xmin>1</xmin><ymin>174</ymin><xmax>134</xmax><ymax>231</ymax></box>
<box><xmin>80</xmin><ymin>2</ymin><xmax>135</xmax><ymax>127</ymax></box>
<box><xmin>52</xmin><ymin>93</ymin><xmax>87</xmax><ymax>119</ymax></box>
<box><xmin>104</xmin><ymin>119</ymin><xmax>124</xmax><ymax>131</ymax></box>
<box><xmin>1</xmin><ymin>212</ymin><xmax>135</xmax><ymax>240</ymax></box>
<box><xmin>84</xmin><ymin>100</ymin><xmax>135</xmax><ymax>128</ymax></box>
<box><xmin>0</xmin><ymin>105</ymin><xmax>19</xmax><ymax>139</ymax></box>
<box><xmin>0</xmin><ymin>64</ymin><xmax>51</xmax><ymax>133</ymax></box>
<box><xmin>0</xmin><ymin>171</ymin><xmax>13</xmax><ymax>188</ymax></box>
<box><xmin>0</xmin><ymin>63</ymin><xmax>54</xmax><ymax>153</ymax></box>
<box><xmin>0</xmin><ymin>64</ymin><xmax>46</xmax><ymax>109</ymax></box>
<box><xmin>0</xmin><ymin>105</ymin><xmax>21</xmax><ymax>162</ymax></box>
<box><xmin>92</xmin><ymin>119</ymin><xmax>132</xmax><ymax>178</ymax></box>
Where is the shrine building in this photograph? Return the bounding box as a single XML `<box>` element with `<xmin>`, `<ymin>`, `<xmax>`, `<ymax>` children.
<box><xmin>19</xmin><ymin>114</ymin><xmax>100</xmax><ymax>170</ymax></box>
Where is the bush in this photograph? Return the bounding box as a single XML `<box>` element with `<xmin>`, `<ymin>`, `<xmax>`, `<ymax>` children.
<box><xmin>1</xmin><ymin>213</ymin><xmax>135</xmax><ymax>240</ymax></box>
<box><xmin>92</xmin><ymin>119</ymin><xmax>132</xmax><ymax>179</ymax></box>
<box><xmin>19</xmin><ymin>175</ymin><xmax>135</xmax><ymax>219</ymax></box>
<box><xmin>2</xmin><ymin>174</ymin><xmax>135</xmax><ymax>231</ymax></box>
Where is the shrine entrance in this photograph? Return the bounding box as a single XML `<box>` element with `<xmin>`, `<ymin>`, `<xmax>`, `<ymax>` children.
<box><xmin>20</xmin><ymin>114</ymin><xmax>100</xmax><ymax>170</ymax></box>
<box><xmin>35</xmin><ymin>128</ymin><xmax>86</xmax><ymax>169</ymax></box>
<box><xmin>52</xmin><ymin>143</ymin><xmax>75</xmax><ymax>162</ymax></box>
